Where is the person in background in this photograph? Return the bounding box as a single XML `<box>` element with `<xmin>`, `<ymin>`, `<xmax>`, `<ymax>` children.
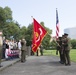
<box><xmin>18</xmin><ymin>40</ymin><xmax>21</xmax><ymax>59</ymax></box>
<box><xmin>9</xmin><ymin>40</ymin><xmax>14</xmax><ymax>50</ymax></box>
<box><xmin>13</xmin><ymin>40</ymin><xmax>17</xmax><ymax>50</ymax></box>
<box><xmin>2</xmin><ymin>38</ymin><xmax>6</xmax><ymax>59</ymax></box>
<box><xmin>40</xmin><ymin>45</ymin><xmax>43</xmax><ymax>56</ymax></box>
<box><xmin>31</xmin><ymin>45</ymin><xmax>34</xmax><ymax>56</ymax></box>
<box><xmin>5</xmin><ymin>44</ymin><xmax>9</xmax><ymax>60</ymax></box>
<box><xmin>36</xmin><ymin>47</ymin><xmax>40</xmax><ymax>56</ymax></box>
<box><xmin>0</xmin><ymin>32</ymin><xmax>3</xmax><ymax>67</ymax></box>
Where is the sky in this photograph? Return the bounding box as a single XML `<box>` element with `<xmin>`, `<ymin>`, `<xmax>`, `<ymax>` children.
<box><xmin>0</xmin><ymin>0</ymin><xmax>76</xmax><ymax>36</ymax></box>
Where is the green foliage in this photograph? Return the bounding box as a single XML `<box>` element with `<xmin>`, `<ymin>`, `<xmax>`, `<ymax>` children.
<box><xmin>71</xmin><ymin>39</ymin><xmax>76</xmax><ymax>49</ymax></box>
<box><xmin>0</xmin><ymin>7</ymin><xmax>6</xmax><ymax>30</ymax></box>
<box><xmin>43</xmin><ymin>49</ymin><xmax>76</xmax><ymax>62</ymax></box>
<box><xmin>25</xmin><ymin>24</ymin><xmax>33</xmax><ymax>46</ymax></box>
<box><xmin>0</xmin><ymin>6</ymin><xmax>19</xmax><ymax>40</ymax></box>
<box><xmin>50</xmin><ymin>40</ymin><xmax>57</xmax><ymax>49</ymax></box>
<box><xmin>70</xmin><ymin>49</ymin><xmax>76</xmax><ymax>62</ymax></box>
<box><xmin>43</xmin><ymin>50</ymin><xmax>56</xmax><ymax>56</ymax></box>
<box><xmin>14</xmin><ymin>21</ymin><xmax>20</xmax><ymax>28</ymax></box>
<box><xmin>4</xmin><ymin>6</ymin><xmax>12</xmax><ymax>22</ymax></box>
<box><xmin>3</xmin><ymin>22</ymin><xmax>20</xmax><ymax>39</ymax></box>
<box><xmin>20</xmin><ymin>26</ymin><xmax>27</xmax><ymax>39</ymax></box>
<box><xmin>42</xmin><ymin>34</ymin><xmax>51</xmax><ymax>49</ymax></box>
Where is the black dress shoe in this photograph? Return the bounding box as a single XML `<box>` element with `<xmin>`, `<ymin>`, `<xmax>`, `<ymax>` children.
<box><xmin>65</xmin><ymin>63</ymin><xmax>71</xmax><ymax>66</ymax></box>
<box><xmin>60</xmin><ymin>61</ymin><xmax>64</xmax><ymax>64</ymax></box>
<box><xmin>21</xmin><ymin>60</ymin><xmax>26</xmax><ymax>63</ymax></box>
<box><xmin>65</xmin><ymin>64</ymin><xmax>68</xmax><ymax>66</ymax></box>
<box><xmin>68</xmin><ymin>64</ymin><xmax>71</xmax><ymax>66</ymax></box>
<box><xmin>21</xmin><ymin>60</ymin><xmax>23</xmax><ymax>62</ymax></box>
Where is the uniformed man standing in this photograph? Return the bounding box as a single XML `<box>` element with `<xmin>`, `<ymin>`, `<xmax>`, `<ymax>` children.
<box><xmin>0</xmin><ymin>31</ymin><xmax>3</xmax><ymax>67</ymax></box>
<box><xmin>56</xmin><ymin>37</ymin><xmax>64</xmax><ymax>64</ymax></box>
<box><xmin>21</xmin><ymin>39</ymin><xmax>27</xmax><ymax>63</ymax></box>
<box><xmin>36</xmin><ymin>47</ymin><xmax>40</xmax><ymax>56</ymax></box>
<box><xmin>61</xmin><ymin>35</ymin><xmax>65</xmax><ymax>64</ymax></box>
<box><xmin>63</xmin><ymin>33</ymin><xmax>71</xmax><ymax>66</ymax></box>
<box><xmin>40</xmin><ymin>45</ymin><xmax>43</xmax><ymax>56</ymax></box>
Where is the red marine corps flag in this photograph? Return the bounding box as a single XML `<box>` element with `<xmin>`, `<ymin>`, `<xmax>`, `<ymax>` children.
<box><xmin>32</xmin><ymin>18</ymin><xmax>47</xmax><ymax>52</ymax></box>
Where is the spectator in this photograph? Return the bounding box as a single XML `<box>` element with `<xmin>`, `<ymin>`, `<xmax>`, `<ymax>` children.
<box><xmin>18</xmin><ymin>40</ymin><xmax>21</xmax><ymax>59</ymax></box>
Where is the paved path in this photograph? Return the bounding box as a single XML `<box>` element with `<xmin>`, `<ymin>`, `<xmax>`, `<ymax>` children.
<box><xmin>0</xmin><ymin>56</ymin><xmax>76</xmax><ymax>75</ymax></box>
<box><xmin>0</xmin><ymin>58</ymin><xmax>20</xmax><ymax>71</ymax></box>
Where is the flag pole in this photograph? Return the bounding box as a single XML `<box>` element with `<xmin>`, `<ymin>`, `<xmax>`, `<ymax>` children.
<box><xmin>31</xmin><ymin>16</ymin><xmax>34</xmax><ymax>52</ymax></box>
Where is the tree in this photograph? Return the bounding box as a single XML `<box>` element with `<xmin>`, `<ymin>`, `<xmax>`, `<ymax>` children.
<box><xmin>25</xmin><ymin>23</ymin><xmax>33</xmax><ymax>46</ymax></box>
<box><xmin>42</xmin><ymin>34</ymin><xmax>51</xmax><ymax>49</ymax></box>
<box><xmin>20</xmin><ymin>26</ymin><xmax>27</xmax><ymax>39</ymax></box>
<box><xmin>3</xmin><ymin>22</ymin><xmax>20</xmax><ymax>40</ymax></box>
<box><xmin>4</xmin><ymin>6</ymin><xmax>12</xmax><ymax>22</ymax></box>
<box><xmin>0</xmin><ymin>7</ymin><xmax>6</xmax><ymax>30</ymax></box>
<box><xmin>50</xmin><ymin>40</ymin><xmax>57</xmax><ymax>49</ymax></box>
<box><xmin>0</xmin><ymin>6</ymin><xmax>13</xmax><ymax>38</ymax></box>
<box><xmin>71</xmin><ymin>39</ymin><xmax>76</xmax><ymax>49</ymax></box>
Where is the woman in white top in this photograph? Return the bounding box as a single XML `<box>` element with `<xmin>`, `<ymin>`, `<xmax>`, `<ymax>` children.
<box><xmin>5</xmin><ymin>44</ymin><xmax>11</xmax><ymax>60</ymax></box>
<box><xmin>18</xmin><ymin>40</ymin><xmax>21</xmax><ymax>58</ymax></box>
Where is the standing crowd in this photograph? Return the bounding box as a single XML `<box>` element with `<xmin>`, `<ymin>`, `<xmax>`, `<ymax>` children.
<box><xmin>56</xmin><ymin>33</ymin><xmax>71</xmax><ymax>66</ymax></box>
<box><xmin>2</xmin><ymin>39</ymin><xmax>27</xmax><ymax>63</ymax></box>
<box><xmin>2</xmin><ymin>38</ymin><xmax>44</xmax><ymax>63</ymax></box>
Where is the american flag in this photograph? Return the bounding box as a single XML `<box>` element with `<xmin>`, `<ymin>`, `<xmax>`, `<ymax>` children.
<box><xmin>56</xmin><ymin>8</ymin><xmax>59</xmax><ymax>39</ymax></box>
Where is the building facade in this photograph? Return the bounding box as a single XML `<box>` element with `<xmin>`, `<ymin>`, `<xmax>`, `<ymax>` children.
<box><xmin>64</xmin><ymin>27</ymin><xmax>76</xmax><ymax>39</ymax></box>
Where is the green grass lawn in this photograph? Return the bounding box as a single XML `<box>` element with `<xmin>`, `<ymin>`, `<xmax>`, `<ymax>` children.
<box><xmin>43</xmin><ymin>49</ymin><xmax>76</xmax><ymax>62</ymax></box>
